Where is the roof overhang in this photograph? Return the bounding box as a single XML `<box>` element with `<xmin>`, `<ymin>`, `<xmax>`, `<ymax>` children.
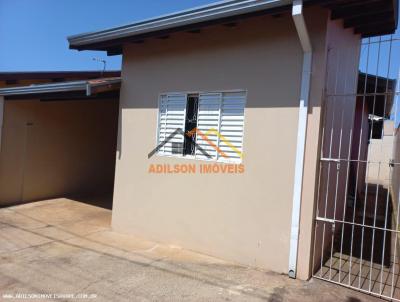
<box><xmin>0</xmin><ymin>78</ymin><xmax>121</xmax><ymax>100</ymax></box>
<box><xmin>316</xmin><ymin>0</ymin><xmax>399</xmax><ymax>37</ymax></box>
<box><xmin>68</xmin><ymin>0</ymin><xmax>292</xmax><ymax>54</ymax></box>
<box><xmin>68</xmin><ymin>0</ymin><xmax>399</xmax><ymax>55</ymax></box>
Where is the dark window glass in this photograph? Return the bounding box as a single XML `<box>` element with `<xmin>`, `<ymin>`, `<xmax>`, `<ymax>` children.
<box><xmin>368</xmin><ymin>119</ymin><xmax>383</xmax><ymax>140</ymax></box>
<box><xmin>183</xmin><ymin>95</ymin><xmax>199</xmax><ymax>156</ymax></box>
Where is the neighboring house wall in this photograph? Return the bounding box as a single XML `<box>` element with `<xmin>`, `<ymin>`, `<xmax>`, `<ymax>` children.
<box><xmin>367</xmin><ymin>121</ymin><xmax>395</xmax><ymax>187</ymax></box>
<box><xmin>0</xmin><ymin>99</ymin><xmax>119</xmax><ymax>206</ymax></box>
<box><xmin>112</xmin><ymin>8</ymin><xmax>331</xmax><ymax>275</ymax></box>
<box><xmin>393</xmin><ymin>127</ymin><xmax>400</xmax><ymax>231</ymax></box>
<box><xmin>312</xmin><ymin>19</ymin><xmax>361</xmax><ymax>273</ymax></box>
<box><xmin>392</xmin><ymin>126</ymin><xmax>400</xmax><ymax>269</ymax></box>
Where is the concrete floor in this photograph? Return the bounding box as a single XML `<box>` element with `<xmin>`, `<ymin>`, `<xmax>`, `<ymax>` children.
<box><xmin>317</xmin><ymin>252</ymin><xmax>400</xmax><ymax>300</ymax></box>
<box><xmin>0</xmin><ymin>198</ymin><xmax>385</xmax><ymax>302</ymax></box>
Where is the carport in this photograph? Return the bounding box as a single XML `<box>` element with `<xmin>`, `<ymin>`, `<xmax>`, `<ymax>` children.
<box><xmin>0</xmin><ymin>78</ymin><xmax>121</xmax><ymax>208</ymax></box>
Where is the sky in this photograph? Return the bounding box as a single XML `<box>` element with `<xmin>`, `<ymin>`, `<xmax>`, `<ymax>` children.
<box><xmin>0</xmin><ymin>0</ymin><xmax>399</xmax><ymax>125</ymax></box>
<box><xmin>359</xmin><ymin>32</ymin><xmax>400</xmax><ymax>127</ymax></box>
<box><xmin>0</xmin><ymin>0</ymin><xmax>215</xmax><ymax>71</ymax></box>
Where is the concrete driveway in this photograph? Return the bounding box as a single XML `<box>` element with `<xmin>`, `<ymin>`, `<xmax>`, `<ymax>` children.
<box><xmin>0</xmin><ymin>198</ymin><xmax>381</xmax><ymax>302</ymax></box>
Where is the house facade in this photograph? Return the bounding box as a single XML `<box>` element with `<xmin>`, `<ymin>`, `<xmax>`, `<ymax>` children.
<box><xmin>67</xmin><ymin>0</ymin><xmax>398</xmax><ymax>280</ymax></box>
<box><xmin>0</xmin><ymin>0</ymin><xmax>397</xmax><ymax>288</ymax></box>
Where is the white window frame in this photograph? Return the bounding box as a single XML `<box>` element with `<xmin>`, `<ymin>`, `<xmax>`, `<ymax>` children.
<box><xmin>156</xmin><ymin>90</ymin><xmax>247</xmax><ymax>163</ymax></box>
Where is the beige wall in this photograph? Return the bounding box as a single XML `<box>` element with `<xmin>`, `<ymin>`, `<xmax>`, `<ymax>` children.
<box><xmin>112</xmin><ymin>8</ymin><xmax>332</xmax><ymax>275</ymax></box>
<box><xmin>0</xmin><ymin>98</ymin><xmax>119</xmax><ymax>206</ymax></box>
<box><xmin>311</xmin><ymin>19</ymin><xmax>361</xmax><ymax>274</ymax></box>
<box><xmin>392</xmin><ymin>126</ymin><xmax>400</xmax><ymax>268</ymax></box>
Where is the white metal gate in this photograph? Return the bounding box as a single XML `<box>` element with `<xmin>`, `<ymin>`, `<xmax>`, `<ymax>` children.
<box><xmin>312</xmin><ymin>34</ymin><xmax>400</xmax><ymax>300</ymax></box>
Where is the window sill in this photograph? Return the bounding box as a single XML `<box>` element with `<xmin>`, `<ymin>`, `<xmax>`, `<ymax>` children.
<box><xmin>155</xmin><ymin>153</ymin><xmax>242</xmax><ymax>164</ymax></box>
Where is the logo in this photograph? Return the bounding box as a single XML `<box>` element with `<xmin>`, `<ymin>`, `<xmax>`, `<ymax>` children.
<box><xmin>148</xmin><ymin>127</ymin><xmax>243</xmax><ymax>160</ymax></box>
<box><xmin>148</xmin><ymin>127</ymin><xmax>244</xmax><ymax>174</ymax></box>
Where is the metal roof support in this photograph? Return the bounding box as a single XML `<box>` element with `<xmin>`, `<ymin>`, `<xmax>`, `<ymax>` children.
<box><xmin>288</xmin><ymin>0</ymin><xmax>312</xmax><ymax>279</ymax></box>
<box><xmin>0</xmin><ymin>78</ymin><xmax>121</xmax><ymax>97</ymax></box>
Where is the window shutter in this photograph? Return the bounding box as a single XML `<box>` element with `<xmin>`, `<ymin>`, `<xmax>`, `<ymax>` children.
<box><xmin>196</xmin><ymin>93</ymin><xmax>222</xmax><ymax>160</ymax></box>
<box><xmin>219</xmin><ymin>92</ymin><xmax>246</xmax><ymax>163</ymax></box>
<box><xmin>196</xmin><ymin>91</ymin><xmax>246</xmax><ymax>163</ymax></box>
<box><xmin>157</xmin><ymin>93</ymin><xmax>187</xmax><ymax>156</ymax></box>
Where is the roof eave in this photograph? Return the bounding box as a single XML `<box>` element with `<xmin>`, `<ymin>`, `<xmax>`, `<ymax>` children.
<box><xmin>68</xmin><ymin>0</ymin><xmax>291</xmax><ymax>51</ymax></box>
<box><xmin>69</xmin><ymin>0</ymin><xmax>400</xmax><ymax>54</ymax></box>
<box><xmin>0</xmin><ymin>78</ymin><xmax>121</xmax><ymax>97</ymax></box>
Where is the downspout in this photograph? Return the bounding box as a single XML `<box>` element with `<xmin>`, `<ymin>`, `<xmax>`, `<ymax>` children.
<box><xmin>288</xmin><ymin>0</ymin><xmax>312</xmax><ymax>279</ymax></box>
